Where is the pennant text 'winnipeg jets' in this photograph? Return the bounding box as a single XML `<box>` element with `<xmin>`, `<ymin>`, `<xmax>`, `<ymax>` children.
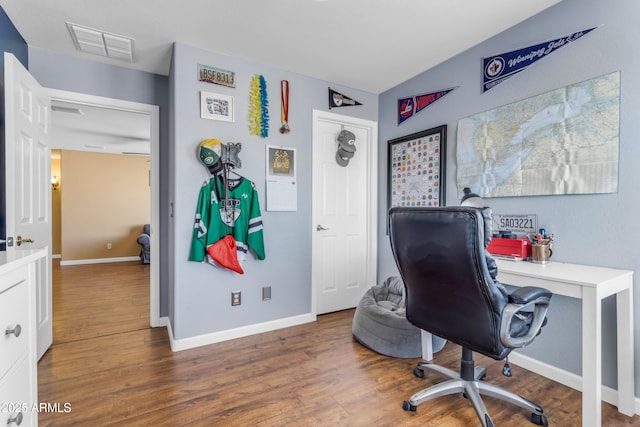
<box><xmin>482</xmin><ymin>27</ymin><xmax>597</xmax><ymax>93</ymax></box>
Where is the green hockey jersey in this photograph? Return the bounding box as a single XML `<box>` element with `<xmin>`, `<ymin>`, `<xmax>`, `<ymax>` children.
<box><xmin>189</xmin><ymin>176</ymin><xmax>265</xmax><ymax>263</ymax></box>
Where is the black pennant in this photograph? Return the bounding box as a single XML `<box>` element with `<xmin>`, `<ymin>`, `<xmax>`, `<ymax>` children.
<box><xmin>328</xmin><ymin>88</ymin><xmax>362</xmax><ymax>109</ymax></box>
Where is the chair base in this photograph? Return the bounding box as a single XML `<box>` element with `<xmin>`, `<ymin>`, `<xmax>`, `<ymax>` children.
<box><xmin>403</xmin><ymin>348</ymin><xmax>548</xmax><ymax>427</ymax></box>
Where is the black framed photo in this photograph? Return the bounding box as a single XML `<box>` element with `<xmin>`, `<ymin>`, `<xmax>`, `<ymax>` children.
<box><xmin>387</xmin><ymin>125</ymin><xmax>447</xmax><ymax>213</ymax></box>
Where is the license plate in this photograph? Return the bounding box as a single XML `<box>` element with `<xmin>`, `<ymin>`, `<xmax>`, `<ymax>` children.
<box><xmin>198</xmin><ymin>64</ymin><xmax>236</xmax><ymax>88</ymax></box>
<box><xmin>491</xmin><ymin>213</ymin><xmax>537</xmax><ymax>236</ymax></box>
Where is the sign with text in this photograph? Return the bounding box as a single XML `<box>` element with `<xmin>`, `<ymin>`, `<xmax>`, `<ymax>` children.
<box><xmin>397</xmin><ymin>87</ymin><xmax>456</xmax><ymax>124</ymax></box>
<box><xmin>491</xmin><ymin>214</ymin><xmax>537</xmax><ymax>236</ymax></box>
<box><xmin>482</xmin><ymin>27</ymin><xmax>597</xmax><ymax>92</ymax></box>
<box><xmin>198</xmin><ymin>64</ymin><xmax>236</xmax><ymax>88</ymax></box>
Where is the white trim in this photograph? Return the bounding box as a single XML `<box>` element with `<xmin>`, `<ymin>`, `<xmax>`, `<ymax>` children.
<box><xmin>60</xmin><ymin>256</ymin><xmax>141</xmax><ymax>266</ymax></box>
<box><xmin>52</xmin><ymin>254</ymin><xmax>61</xmax><ymax>259</ymax></box>
<box><xmin>510</xmin><ymin>352</ymin><xmax>640</xmax><ymax>416</ymax></box>
<box><xmin>166</xmin><ymin>313</ymin><xmax>316</xmax><ymax>352</ymax></box>
<box><xmin>46</xmin><ymin>89</ymin><xmax>160</xmax><ymax>327</ymax></box>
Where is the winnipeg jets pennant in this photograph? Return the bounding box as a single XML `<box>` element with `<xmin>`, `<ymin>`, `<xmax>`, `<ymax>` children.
<box><xmin>398</xmin><ymin>87</ymin><xmax>457</xmax><ymax>125</ymax></box>
<box><xmin>482</xmin><ymin>27</ymin><xmax>598</xmax><ymax>93</ymax></box>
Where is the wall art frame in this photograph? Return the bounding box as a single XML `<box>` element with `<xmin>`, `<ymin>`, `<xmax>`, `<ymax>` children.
<box><xmin>200</xmin><ymin>91</ymin><xmax>234</xmax><ymax>122</ymax></box>
<box><xmin>387</xmin><ymin>125</ymin><xmax>447</xmax><ymax>216</ymax></box>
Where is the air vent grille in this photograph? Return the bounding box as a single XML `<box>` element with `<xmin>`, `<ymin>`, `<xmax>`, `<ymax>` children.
<box><xmin>66</xmin><ymin>22</ymin><xmax>134</xmax><ymax>62</ymax></box>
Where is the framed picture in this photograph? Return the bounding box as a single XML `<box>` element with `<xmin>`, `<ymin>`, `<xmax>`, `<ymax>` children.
<box><xmin>266</xmin><ymin>146</ymin><xmax>296</xmax><ymax>178</ymax></box>
<box><xmin>200</xmin><ymin>91</ymin><xmax>234</xmax><ymax>122</ymax></box>
<box><xmin>265</xmin><ymin>145</ymin><xmax>297</xmax><ymax>211</ymax></box>
<box><xmin>387</xmin><ymin>124</ymin><xmax>447</xmax><ymax>215</ymax></box>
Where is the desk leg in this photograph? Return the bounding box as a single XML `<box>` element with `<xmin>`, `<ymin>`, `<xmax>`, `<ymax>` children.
<box><xmin>421</xmin><ymin>330</ymin><xmax>433</xmax><ymax>361</ymax></box>
<box><xmin>582</xmin><ymin>289</ymin><xmax>601</xmax><ymax>427</ymax></box>
<box><xmin>616</xmin><ymin>286</ymin><xmax>635</xmax><ymax>416</ymax></box>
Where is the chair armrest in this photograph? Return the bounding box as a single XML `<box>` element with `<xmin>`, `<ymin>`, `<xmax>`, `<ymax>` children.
<box><xmin>500</xmin><ymin>286</ymin><xmax>551</xmax><ymax>348</ymax></box>
<box><xmin>137</xmin><ymin>233</ymin><xmax>150</xmax><ymax>245</ymax></box>
<box><xmin>509</xmin><ymin>286</ymin><xmax>552</xmax><ymax>304</ymax></box>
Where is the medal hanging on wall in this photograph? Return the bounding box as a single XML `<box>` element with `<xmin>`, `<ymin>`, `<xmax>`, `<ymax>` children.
<box><xmin>280</xmin><ymin>80</ymin><xmax>290</xmax><ymax>134</ymax></box>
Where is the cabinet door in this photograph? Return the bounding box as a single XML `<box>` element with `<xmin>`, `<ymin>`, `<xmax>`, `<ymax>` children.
<box><xmin>0</xmin><ymin>266</ymin><xmax>30</xmax><ymax>375</ymax></box>
<box><xmin>0</xmin><ymin>356</ymin><xmax>36</xmax><ymax>426</ymax></box>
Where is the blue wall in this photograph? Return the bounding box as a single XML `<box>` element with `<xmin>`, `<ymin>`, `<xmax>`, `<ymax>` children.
<box><xmin>378</xmin><ymin>0</ymin><xmax>640</xmax><ymax>395</ymax></box>
<box><xmin>0</xmin><ymin>7</ymin><xmax>27</xmax><ymax>66</ymax></box>
<box><xmin>0</xmin><ymin>6</ymin><xmax>28</xmax><ymax>251</ymax></box>
<box><xmin>169</xmin><ymin>42</ymin><xmax>379</xmax><ymax>340</ymax></box>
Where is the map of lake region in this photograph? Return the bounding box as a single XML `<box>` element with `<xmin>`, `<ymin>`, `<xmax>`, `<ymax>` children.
<box><xmin>456</xmin><ymin>71</ymin><xmax>620</xmax><ymax>198</ymax></box>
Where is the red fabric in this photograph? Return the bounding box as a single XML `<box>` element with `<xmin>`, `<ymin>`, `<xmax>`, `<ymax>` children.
<box><xmin>207</xmin><ymin>235</ymin><xmax>244</xmax><ymax>274</ymax></box>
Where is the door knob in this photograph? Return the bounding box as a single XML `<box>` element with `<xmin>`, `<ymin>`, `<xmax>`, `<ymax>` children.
<box><xmin>316</xmin><ymin>225</ymin><xmax>329</xmax><ymax>231</ymax></box>
<box><xmin>5</xmin><ymin>324</ymin><xmax>22</xmax><ymax>338</ymax></box>
<box><xmin>7</xmin><ymin>412</ymin><xmax>23</xmax><ymax>425</ymax></box>
<box><xmin>16</xmin><ymin>235</ymin><xmax>34</xmax><ymax>246</ymax></box>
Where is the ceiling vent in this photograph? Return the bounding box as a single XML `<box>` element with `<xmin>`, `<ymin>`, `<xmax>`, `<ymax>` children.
<box><xmin>66</xmin><ymin>22</ymin><xmax>135</xmax><ymax>62</ymax></box>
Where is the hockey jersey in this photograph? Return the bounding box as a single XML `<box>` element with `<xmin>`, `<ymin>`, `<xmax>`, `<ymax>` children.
<box><xmin>189</xmin><ymin>176</ymin><xmax>265</xmax><ymax>264</ymax></box>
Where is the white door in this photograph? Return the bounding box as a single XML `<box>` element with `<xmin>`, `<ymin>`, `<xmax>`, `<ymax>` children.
<box><xmin>312</xmin><ymin>110</ymin><xmax>377</xmax><ymax>314</ymax></box>
<box><xmin>4</xmin><ymin>52</ymin><xmax>53</xmax><ymax>360</ymax></box>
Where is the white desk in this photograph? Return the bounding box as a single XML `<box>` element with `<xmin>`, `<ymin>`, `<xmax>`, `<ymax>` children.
<box><xmin>495</xmin><ymin>259</ymin><xmax>635</xmax><ymax>427</ymax></box>
<box><xmin>420</xmin><ymin>259</ymin><xmax>635</xmax><ymax>426</ymax></box>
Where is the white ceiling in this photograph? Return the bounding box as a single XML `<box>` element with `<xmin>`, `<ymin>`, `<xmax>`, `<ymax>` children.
<box><xmin>50</xmin><ymin>99</ymin><xmax>151</xmax><ymax>155</ymax></box>
<box><xmin>2</xmin><ymin>0</ymin><xmax>561</xmax><ymax>154</ymax></box>
<box><xmin>2</xmin><ymin>0</ymin><xmax>561</xmax><ymax>94</ymax></box>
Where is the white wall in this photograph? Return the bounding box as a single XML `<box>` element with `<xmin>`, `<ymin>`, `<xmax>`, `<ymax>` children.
<box><xmin>378</xmin><ymin>0</ymin><xmax>640</xmax><ymax>395</ymax></box>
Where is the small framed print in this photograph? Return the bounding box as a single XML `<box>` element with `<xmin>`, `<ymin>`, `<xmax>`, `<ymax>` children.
<box><xmin>387</xmin><ymin>125</ymin><xmax>447</xmax><ymax>216</ymax></box>
<box><xmin>200</xmin><ymin>91</ymin><xmax>234</xmax><ymax>122</ymax></box>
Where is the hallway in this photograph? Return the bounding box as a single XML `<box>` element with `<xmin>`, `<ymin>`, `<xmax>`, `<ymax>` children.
<box><xmin>51</xmin><ymin>260</ymin><xmax>149</xmax><ymax>344</ymax></box>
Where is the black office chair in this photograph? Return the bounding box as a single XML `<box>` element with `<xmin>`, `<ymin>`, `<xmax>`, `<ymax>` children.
<box><xmin>388</xmin><ymin>206</ymin><xmax>551</xmax><ymax>427</ymax></box>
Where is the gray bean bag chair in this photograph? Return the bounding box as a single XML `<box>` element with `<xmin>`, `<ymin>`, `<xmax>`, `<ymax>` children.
<box><xmin>352</xmin><ymin>276</ymin><xmax>446</xmax><ymax>358</ymax></box>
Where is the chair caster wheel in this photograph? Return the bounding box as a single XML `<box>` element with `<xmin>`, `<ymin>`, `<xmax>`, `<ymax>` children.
<box><xmin>402</xmin><ymin>401</ymin><xmax>417</xmax><ymax>412</ymax></box>
<box><xmin>530</xmin><ymin>413</ymin><xmax>548</xmax><ymax>426</ymax></box>
<box><xmin>413</xmin><ymin>367</ymin><xmax>424</xmax><ymax>378</ymax></box>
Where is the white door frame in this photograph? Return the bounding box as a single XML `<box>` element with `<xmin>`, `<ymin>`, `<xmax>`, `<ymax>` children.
<box><xmin>48</xmin><ymin>89</ymin><xmax>161</xmax><ymax>327</ymax></box>
<box><xmin>311</xmin><ymin>109</ymin><xmax>378</xmax><ymax>315</ymax></box>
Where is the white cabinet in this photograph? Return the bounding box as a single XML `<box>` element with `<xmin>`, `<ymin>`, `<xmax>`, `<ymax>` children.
<box><xmin>0</xmin><ymin>249</ymin><xmax>44</xmax><ymax>427</ymax></box>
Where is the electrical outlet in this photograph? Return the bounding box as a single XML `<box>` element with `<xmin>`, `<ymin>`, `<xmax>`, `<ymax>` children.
<box><xmin>231</xmin><ymin>291</ymin><xmax>241</xmax><ymax>306</ymax></box>
<box><xmin>107</xmin><ymin>242</ymin><xmax>112</xmax><ymax>250</ymax></box>
<box><xmin>262</xmin><ymin>286</ymin><xmax>271</xmax><ymax>301</ymax></box>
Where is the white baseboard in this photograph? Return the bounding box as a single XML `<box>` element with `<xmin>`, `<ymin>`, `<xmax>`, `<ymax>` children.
<box><xmin>60</xmin><ymin>256</ymin><xmax>141</xmax><ymax>266</ymax></box>
<box><xmin>166</xmin><ymin>313</ymin><xmax>317</xmax><ymax>352</ymax></box>
<box><xmin>509</xmin><ymin>352</ymin><xmax>640</xmax><ymax>415</ymax></box>
<box><xmin>156</xmin><ymin>316</ymin><xmax>169</xmax><ymax>328</ymax></box>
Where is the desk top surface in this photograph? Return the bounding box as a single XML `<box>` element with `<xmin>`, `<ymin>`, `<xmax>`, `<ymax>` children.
<box><xmin>495</xmin><ymin>258</ymin><xmax>633</xmax><ymax>287</ymax></box>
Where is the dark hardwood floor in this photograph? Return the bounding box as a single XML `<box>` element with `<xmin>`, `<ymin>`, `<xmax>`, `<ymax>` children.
<box><xmin>37</xmin><ymin>261</ymin><xmax>638</xmax><ymax>426</ymax></box>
